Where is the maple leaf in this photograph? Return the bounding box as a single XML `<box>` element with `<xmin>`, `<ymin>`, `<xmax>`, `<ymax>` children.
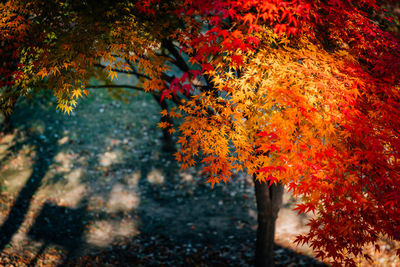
<box><xmin>160</xmin><ymin>109</ymin><xmax>168</xmax><ymax>117</ymax></box>
<box><xmin>108</xmin><ymin>71</ymin><xmax>118</xmax><ymax>80</ymax></box>
<box><xmin>206</xmin><ymin>176</ymin><xmax>219</xmax><ymax>188</ymax></box>
<box><xmin>71</xmin><ymin>89</ymin><xmax>83</xmax><ymax>99</ymax></box>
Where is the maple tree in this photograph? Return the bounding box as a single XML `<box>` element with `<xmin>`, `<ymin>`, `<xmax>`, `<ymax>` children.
<box><xmin>1</xmin><ymin>0</ymin><xmax>400</xmax><ymax>266</ymax></box>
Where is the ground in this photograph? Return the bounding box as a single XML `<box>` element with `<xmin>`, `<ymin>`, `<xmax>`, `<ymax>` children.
<box><xmin>0</xmin><ymin>88</ymin><xmax>398</xmax><ymax>266</ymax></box>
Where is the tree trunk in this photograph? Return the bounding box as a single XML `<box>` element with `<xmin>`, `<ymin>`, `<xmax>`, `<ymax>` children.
<box><xmin>1</xmin><ymin>112</ymin><xmax>13</xmax><ymax>134</ymax></box>
<box><xmin>1</xmin><ymin>96</ymin><xmax>17</xmax><ymax>134</ymax></box>
<box><xmin>152</xmin><ymin>94</ymin><xmax>175</xmax><ymax>152</ymax></box>
<box><xmin>253</xmin><ymin>175</ymin><xmax>283</xmax><ymax>267</ymax></box>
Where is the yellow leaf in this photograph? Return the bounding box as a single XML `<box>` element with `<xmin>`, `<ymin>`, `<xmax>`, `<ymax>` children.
<box><xmin>72</xmin><ymin>89</ymin><xmax>83</xmax><ymax>99</ymax></box>
<box><xmin>108</xmin><ymin>70</ymin><xmax>118</xmax><ymax>80</ymax></box>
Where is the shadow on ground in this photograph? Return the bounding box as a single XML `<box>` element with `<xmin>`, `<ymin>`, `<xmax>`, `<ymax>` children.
<box><xmin>0</xmin><ymin>93</ymin><xmax>63</xmax><ymax>251</ymax></box>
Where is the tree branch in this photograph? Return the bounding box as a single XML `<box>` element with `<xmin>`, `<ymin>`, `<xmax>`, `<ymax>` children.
<box><xmin>85</xmin><ymin>84</ymin><xmax>146</xmax><ymax>91</ymax></box>
<box><xmin>85</xmin><ymin>84</ymin><xmax>186</xmax><ymax>107</ymax></box>
<box><xmin>162</xmin><ymin>39</ymin><xmax>190</xmax><ymax>72</ymax></box>
<box><xmin>94</xmin><ymin>63</ymin><xmax>150</xmax><ymax>79</ymax></box>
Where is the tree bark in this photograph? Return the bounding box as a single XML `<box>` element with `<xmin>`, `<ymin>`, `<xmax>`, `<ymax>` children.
<box><xmin>253</xmin><ymin>175</ymin><xmax>283</xmax><ymax>267</ymax></box>
<box><xmin>152</xmin><ymin>94</ymin><xmax>175</xmax><ymax>152</ymax></box>
<box><xmin>1</xmin><ymin>112</ymin><xmax>13</xmax><ymax>134</ymax></box>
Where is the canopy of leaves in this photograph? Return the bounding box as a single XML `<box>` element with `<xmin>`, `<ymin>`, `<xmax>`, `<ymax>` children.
<box><xmin>1</xmin><ymin>0</ymin><xmax>400</xmax><ymax>265</ymax></box>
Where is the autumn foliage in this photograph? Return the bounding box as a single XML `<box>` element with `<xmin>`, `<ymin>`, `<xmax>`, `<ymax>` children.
<box><xmin>1</xmin><ymin>0</ymin><xmax>400</xmax><ymax>265</ymax></box>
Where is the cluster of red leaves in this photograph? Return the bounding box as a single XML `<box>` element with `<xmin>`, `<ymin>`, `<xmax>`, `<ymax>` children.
<box><xmin>160</xmin><ymin>70</ymin><xmax>202</xmax><ymax>101</ymax></box>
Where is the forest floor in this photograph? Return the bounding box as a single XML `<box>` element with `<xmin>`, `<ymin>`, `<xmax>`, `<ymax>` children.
<box><xmin>0</xmin><ymin>89</ymin><xmax>398</xmax><ymax>266</ymax></box>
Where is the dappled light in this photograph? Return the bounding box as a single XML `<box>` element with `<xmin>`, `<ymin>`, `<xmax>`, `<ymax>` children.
<box><xmin>85</xmin><ymin>218</ymin><xmax>138</xmax><ymax>248</ymax></box>
<box><xmin>106</xmin><ymin>183</ymin><xmax>140</xmax><ymax>212</ymax></box>
<box><xmin>99</xmin><ymin>151</ymin><xmax>123</xmax><ymax>168</ymax></box>
<box><xmin>146</xmin><ymin>169</ymin><xmax>165</xmax><ymax>185</ymax></box>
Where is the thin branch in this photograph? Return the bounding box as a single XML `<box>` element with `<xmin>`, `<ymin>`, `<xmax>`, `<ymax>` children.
<box><xmin>85</xmin><ymin>84</ymin><xmax>146</xmax><ymax>92</ymax></box>
<box><xmin>155</xmin><ymin>50</ymin><xmax>176</xmax><ymax>63</ymax></box>
<box><xmin>161</xmin><ymin>39</ymin><xmax>213</xmax><ymax>92</ymax></box>
<box><xmin>125</xmin><ymin>59</ymin><xmax>137</xmax><ymax>72</ymax></box>
<box><xmin>94</xmin><ymin>63</ymin><xmax>150</xmax><ymax>79</ymax></box>
<box><xmin>161</xmin><ymin>72</ymin><xmax>174</xmax><ymax>83</ymax></box>
<box><xmin>85</xmin><ymin>84</ymin><xmax>186</xmax><ymax>106</ymax></box>
<box><xmin>162</xmin><ymin>39</ymin><xmax>190</xmax><ymax>72</ymax></box>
